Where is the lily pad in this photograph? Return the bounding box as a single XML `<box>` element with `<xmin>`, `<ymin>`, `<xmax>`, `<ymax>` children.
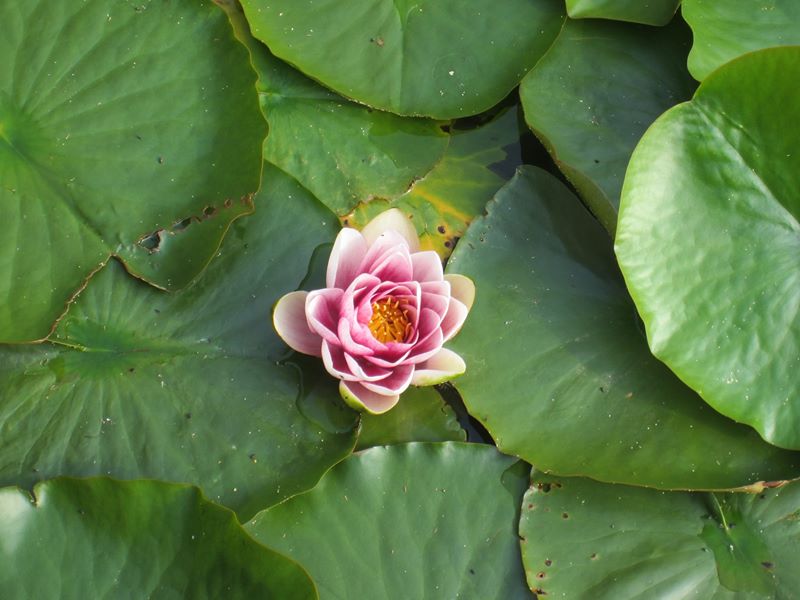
<box><xmin>519</xmin><ymin>472</ymin><xmax>800</xmax><ymax>598</ymax></box>
<box><xmin>345</xmin><ymin>106</ymin><xmax>525</xmax><ymax>257</ymax></box>
<box><xmin>520</xmin><ymin>17</ymin><xmax>695</xmax><ymax>234</ymax></box>
<box><xmin>0</xmin><ymin>477</ymin><xmax>315</xmax><ymax>599</ymax></box>
<box><xmin>615</xmin><ymin>47</ymin><xmax>800</xmax><ymax>449</ymax></box>
<box><xmin>220</xmin><ymin>1</ymin><xmax>449</xmax><ymax>217</ymax></box>
<box><xmin>565</xmin><ymin>0</ymin><xmax>680</xmax><ymax>26</ymax></box>
<box><xmin>246</xmin><ymin>443</ymin><xmax>532</xmax><ymax>600</ymax></box>
<box><xmin>356</xmin><ymin>386</ymin><xmax>465</xmax><ymax>450</ymax></box>
<box><xmin>683</xmin><ymin>0</ymin><xmax>800</xmax><ymax>81</ymax></box>
<box><xmin>239</xmin><ymin>0</ymin><xmax>564</xmax><ymax>119</ymax></box>
<box><xmin>446</xmin><ymin>166</ymin><xmax>800</xmax><ymax>489</ymax></box>
<box><xmin>0</xmin><ymin>164</ymin><xmax>358</xmax><ymax>519</ymax></box>
<box><xmin>0</xmin><ymin>0</ymin><xmax>266</xmax><ymax>343</ymax></box>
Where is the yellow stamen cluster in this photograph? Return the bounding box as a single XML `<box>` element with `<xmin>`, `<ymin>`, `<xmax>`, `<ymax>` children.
<box><xmin>368</xmin><ymin>297</ymin><xmax>410</xmax><ymax>343</ymax></box>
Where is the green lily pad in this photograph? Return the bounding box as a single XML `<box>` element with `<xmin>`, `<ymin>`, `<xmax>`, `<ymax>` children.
<box><xmin>446</xmin><ymin>166</ymin><xmax>800</xmax><ymax>489</ymax></box>
<box><xmin>615</xmin><ymin>47</ymin><xmax>800</xmax><ymax>449</ymax></box>
<box><xmin>345</xmin><ymin>106</ymin><xmax>525</xmax><ymax>257</ymax></box>
<box><xmin>520</xmin><ymin>17</ymin><xmax>695</xmax><ymax>234</ymax></box>
<box><xmin>221</xmin><ymin>1</ymin><xmax>449</xmax><ymax>217</ymax></box>
<box><xmin>0</xmin><ymin>164</ymin><xmax>358</xmax><ymax>519</ymax></box>
<box><xmin>0</xmin><ymin>0</ymin><xmax>266</xmax><ymax>343</ymax></box>
<box><xmin>246</xmin><ymin>443</ymin><xmax>532</xmax><ymax>600</ymax></box>
<box><xmin>239</xmin><ymin>0</ymin><xmax>564</xmax><ymax>119</ymax></box>
<box><xmin>519</xmin><ymin>472</ymin><xmax>800</xmax><ymax>598</ymax></box>
<box><xmin>0</xmin><ymin>477</ymin><xmax>315</xmax><ymax>599</ymax></box>
<box><xmin>356</xmin><ymin>386</ymin><xmax>465</xmax><ymax>450</ymax></box>
<box><xmin>565</xmin><ymin>0</ymin><xmax>680</xmax><ymax>25</ymax></box>
<box><xmin>683</xmin><ymin>0</ymin><xmax>800</xmax><ymax>81</ymax></box>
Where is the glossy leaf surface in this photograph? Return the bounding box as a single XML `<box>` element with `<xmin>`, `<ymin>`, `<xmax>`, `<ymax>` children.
<box><xmin>356</xmin><ymin>386</ymin><xmax>465</xmax><ymax>450</ymax></box>
<box><xmin>520</xmin><ymin>17</ymin><xmax>695</xmax><ymax>234</ymax></box>
<box><xmin>566</xmin><ymin>0</ymin><xmax>680</xmax><ymax>25</ymax></box>
<box><xmin>616</xmin><ymin>47</ymin><xmax>800</xmax><ymax>449</ymax></box>
<box><xmin>520</xmin><ymin>472</ymin><xmax>800</xmax><ymax>598</ymax></box>
<box><xmin>0</xmin><ymin>165</ymin><xmax>358</xmax><ymax>519</ymax></box>
<box><xmin>247</xmin><ymin>443</ymin><xmax>532</xmax><ymax>599</ymax></box>
<box><xmin>0</xmin><ymin>0</ymin><xmax>266</xmax><ymax>342</ymax></box>
<box><xmin>345</xmin><ymin>106</ymin><xmax>525</xmax><ymax>257</ymax></box>
<box><xmin>683</xmin><ymin>0</ymin><xmax>800</xmax><ymax>81</ymax></box>
<box><xmin>239</xmin><ymin>0</ymin><xmax>564</xmax><ymax>118</ymax></box>
<box><xmin>0</xmin><ymin>477</ymin><xmax>315</xmax><ymax>599</ymax></box>
<box><xmin>446</xmin><ymin>167</ymin><xmax>800</xmax><ymax>489</ymax></box>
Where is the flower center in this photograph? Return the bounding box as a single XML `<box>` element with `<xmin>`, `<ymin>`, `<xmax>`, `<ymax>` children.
<box><xmin>368</xmin><ymin>297</ymin><xmax>410</xmax><ymax>343</ymax></box>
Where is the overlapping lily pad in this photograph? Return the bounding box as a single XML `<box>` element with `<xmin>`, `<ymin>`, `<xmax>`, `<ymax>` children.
<box><xmin>683</xmin><ymin>0</ymin><xmax>800</xmax><ymax>81</ymax></box>
<box><xmin>0</xmin><ymin>0</ymin><xmax>266</xmax><ymax>342</ymax></box>
<box><xmin>239</xmin><ymin>0</ymin><xmax>564</xmax><ymax>119</ymax></box>
<box><xmin>345</xmin><ymin>106</ymin><xmax>525</xmax><ymax>257</ymax></box>
<box><xmin>246</xmin><ymin>443</ymin><xmax>531</xmax><ymax>599</ymax></box>
<box><xmin>520</xmin><ymin>17</ymin><xmax>695</xmax><ymax>234</ymax></box>
<box><xmin>519</xmin><ymin>472</ymin><xmax>800</xmax><ymax>597</ymax></box>
<box><xmin>446</xmin><ymin>166</ymin><xmax>800</xmax><ymax>489</ymax></box>
<box><xmin>616</xmin><ymin>47</ymin><xmax>800</xmax><ymax>449</ymax></box>
<box><xmin>0</xmin><ymin>477</ymin><xmax>315</xmax><ymax>599</ymax></box>
<box><xmin>356</xmin><ymin>386</ymin><xmax>464</xmax><ymax>450</ymax></box>
<box><xmin>0</xmin><ymin>165</ymin><xmax>358</xmax><ymax>519</ymax></box>
<box><xmin>565</xmin><ymin>0</ymin><xmax>680</xmax><ymax>26</ymax></box>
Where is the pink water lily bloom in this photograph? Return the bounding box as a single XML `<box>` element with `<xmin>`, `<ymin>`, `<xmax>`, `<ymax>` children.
<box><xmin>273</xmin><ymin>209</ymin><xmax>475</xmax><ymax>414</ymax></box>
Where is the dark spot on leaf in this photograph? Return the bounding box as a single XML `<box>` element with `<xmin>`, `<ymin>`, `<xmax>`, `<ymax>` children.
<box><xmin>139</xmin><ymin>230</ymin><xmax>163</xmax><ymax>253</ymax></box>
<box><xmin>537</xmin><ymin>572</ymin><xmax>546</xmax><ymax>579</ymax></box>
<box><xmin>157</xmin><ymin>156</ymin><xmax>164</xmax><ymax>164</ymax></box>
<box><xmin>135</xmin><ymin>134</ymin><xmax>142</xmax><ymax>140</ymax></box>
<box><xmin>342</xmin><ymin>219</ymin><xmax>349</xmax><ymax>226</ymax></box>
<box><xmin>762</xmin><ymin>561</ymin><xmax>774</xmax><ymax>570</ymax></box>
<box><xmin>444</xmin><ymin>240</ymin><xmax>452</xmax><ymax>248</ymax></box>
<box><xmin>544</xmin><ymin>559</ymin><xmax>552</xmax><ymax>567</ymax></box>
<box><xmin>760</xmin><ymin>494</ymin><xmax>766</xmax><ymax>499</ymax></box>
<box><xmin>534</xmin><ymin>588</ymin><xmax>547</xmax><ymax>596</ymax></box>
<box><xmin>203</xmin><ymin>206</ymin><xmax>217</xmax><ymax>218</ymax></box>
<box><xmin>562</xmin><ymin>512</ymin><xmax>569</xmax><ymax>519</ymax></box>
<box><xmin>527</xmin><ymin>504</ymin><xmax>534</xmax><ymax>509</ymax></box>
<box><xmin>184</xmin><ymin>413</ymin><xmax>192</xmax><ymax>420</ymax></box>
<box><xmin>469</xmin><ymin>569</ymin><xmax>475</xmax><ymax>575</ymax></box>
<box><xmin>537</xmin><ymin>483</ymin><xmax>552</xmax><ymax>493</ymax></box>
<box><xmin>590</xmin><ymin>553</ymin><xmax>598</xmax><ymax>560</ymax></box>
<box><xmin>599</xmin><ymin>386</ymin><xmax>606</xmax><ymax>393</ymax></box>
<box><xmin>437</xmin><ymin>225</ymin><xmax>446</xmax><ymax>234</ymax></box>
<box><xmin>593</xmin><ymin>159</ymin><xmax>600</xmax><ymax>164</ymax></box>
<box><xmin>128</xmin><ymin>368</ymin><xmax>135</xmax><ymax>373</ymax></box>
<box><xmin>249</xmin><ymin>453</ymin><xmax>257</xmax><ymax>463</ymax></box>
<box><xmin>154</xmin><ymin>309</ymin><xmax>161</xmax><ymax>314</ymax></box>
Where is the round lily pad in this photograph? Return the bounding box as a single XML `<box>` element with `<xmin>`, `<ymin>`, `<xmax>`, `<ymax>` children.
<box><xmin>683</xmin><ymin>0</ymin><xmax>800</xmax><ymax>81</ymax></box>
<box><xmin>615</xmin><ymin>47</ymin><xmax>800</xmax><ymax>449</ymax></box>
<box><xmin>239</xmin><ymin>0</ymin><xmax>565</xmax><ymax>119</ymax></box>
<box><xmin>0</xmin><ymin>477</ymin><xmax>315</xmax><ymax>599</ymax></box>
<box><xmin>446</xmin><ymin>166</ymin><xmax>800</xmax><ymax>489</ymax></box>
<box><xmin>246</xmin><ymin>443</ymin><xmax>532</xmax><ymax>599</ymax></box>
<box><xmin>520</xmin><ymin>472</ymin><xmax>800</xmax><ymax>597</ymax></box>
<box><xmin>520</xmin><ymin>17</ymin><xmax>695</xmax><ymax>234</ymax></box>
<box><xmin>0</xmin><ymin>0</ymin><xmax>266</xmax><ymax>343</ymax></box>
<box><xmin>0</xmin><ymin>164</ymin><xmax>358</xmax><ymax>519</ymax></box>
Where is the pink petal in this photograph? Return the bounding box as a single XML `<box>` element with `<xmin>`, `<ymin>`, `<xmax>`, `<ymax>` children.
<box><xmin>272</xmin><ymin>291</ymin><xmax>322</xmax><ymax>357</ymax></box>
<box><xmin>411</xmin><ymin>251</ymin><xmax>444</xmax><ymax>282</ymax></box>
<box><xmin>327</xmin><ymin>228</ymin><xmax>368</xmax><ymax>289</ymax></box>
<box><xmin>338</xmin><ymin>318</ymin><xmax>374</xmax><ymax>357</ymax></box>
<box><xmin>360</xmin><ymin>208</ymin><xmax>420</xmax><ymax>252</ymax></box>
<box><xmin>344</xmin><ymin>353</ymin><xmax>390</xmax><ymax>382</ymax></box>
<box><xmin>339</xmin><ymin>380</ymin><xmax>400</xmax><ymax>415</ymax></box>
<box><xmin>444</xmin><ymin>274</ymin><xmax>475</xmax><ymax>311</ymax></box>
<box><xmin>306</xmin><ymin>288</ymin><xmax>344</xmax><ymax>344</ymax></box>
<box><xmin>321</xmin><ymin>341</ymin><xmax>358</xmax><ymax>381</ymax></box>
<box><xmin>407</xmin><ymin>323</ymin><xmax>444</xmax><ymax>363</ymax></box>
<box><xmin>360</xmin><ymin>231</ymin><xmax>414</xmax><ymax>281</ymax></box>
<box><xmin>441</xmin><ymin>297</ymin><xmax>469</xmax><ymax>342</ymax></box>
<box><xmin>362</xmin><ymin>364</ymin><xmax>414</xmax><ymax>395</ymax></box>
<box><xmin>410</xmin><ymin>348</ymin><xmax>466</xmax><ymax>386</ymax></box>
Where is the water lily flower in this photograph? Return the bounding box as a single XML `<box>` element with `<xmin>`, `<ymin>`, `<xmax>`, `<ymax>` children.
<box><xmin>273</xmin><ymin>209</ymin><xmax>475</xmax><ymax>414</ymax></box>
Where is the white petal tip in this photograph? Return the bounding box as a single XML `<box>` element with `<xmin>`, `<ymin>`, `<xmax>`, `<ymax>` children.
<box><xmin>410</xmin><ymin>348</ymin><xmax>466</xmax><ymax>386</ymax></box>
<box><xmin>339</xmin><ymin>380</ymin><xmax>400</xmax><ymax>415</ymax></box>
<box><xmin>360</xmin><ymin>208</ymin><xmax>420</xmax><ymax>252</ymax></box>
<box><xmin>444</xmin><ymin>274</ymin><xmax>476</xmax><ymax>311</ymax></box>
<box><xmin>273</xmin><ymin>291</ymin><xmax>322</xmax><ymax>357</ymax></box>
